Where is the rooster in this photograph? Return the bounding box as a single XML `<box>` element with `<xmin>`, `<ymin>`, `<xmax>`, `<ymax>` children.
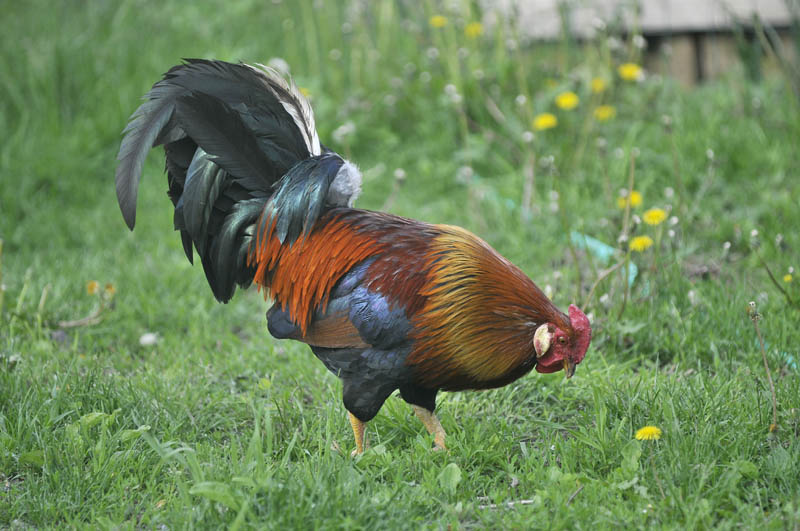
<box><xmin>116</xmin><ymin>59</ymin><xmax>591</xmax><ymax>455</ymax></box>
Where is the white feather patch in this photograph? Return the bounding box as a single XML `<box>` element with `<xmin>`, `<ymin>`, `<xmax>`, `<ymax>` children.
<box><xmin>248</xmin><ymin>63</ymin><xmax>321</xmax><ymax>156</ymax></box>
<box><xmin>327</xmin><ymin>160</ymin><xmax>362</xmax><ymax>207</ymax></box>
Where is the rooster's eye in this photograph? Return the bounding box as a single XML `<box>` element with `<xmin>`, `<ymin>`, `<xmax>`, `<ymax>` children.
<box><xmin>558</xmin><ymin>336</ymin><xmax>567</xmax><ymax>345</ymax></box>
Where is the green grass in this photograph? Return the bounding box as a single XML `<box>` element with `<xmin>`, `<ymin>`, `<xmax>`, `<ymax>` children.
<box><xmin>2</xmin><ymin>0</ymin><xmax>800</xmax><ymax>528</ymax></box>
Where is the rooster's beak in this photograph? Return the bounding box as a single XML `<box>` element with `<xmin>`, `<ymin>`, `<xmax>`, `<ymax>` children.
<box><xmin>564</xmin><ymin>359</ymin><xmax>576</xmax><ymax>379</ymax></box>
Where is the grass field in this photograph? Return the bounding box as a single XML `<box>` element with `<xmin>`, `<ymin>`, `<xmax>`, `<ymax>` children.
<box><xmin>2</xmin><ymin>1</ymin><xmax>800</xmax><ymax>528</ymax></box>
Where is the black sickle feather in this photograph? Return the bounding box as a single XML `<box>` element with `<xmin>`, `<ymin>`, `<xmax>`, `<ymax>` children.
<box><xmin>115</xmin><ymin>83</ymin><xmax>184</xmax><ymax>229</ymax></box>
<box><xmin>169</xmin><ymin>60</ymin><xmax>311</xmax><ymax>160</ymax></box>
<box><xmin>174</xmin><ymin>92</ymin><xmax>272</xmax><ymax>192</ymax></box>
<box><xmin>115</xmin><ymin>59</ymin><xmax>353</xmax><ymax>304</ymax></box>
<box><xmin>181</xmin><ymin>148</ymin><xmax>226</xmax><ymax>255</ymax></box>
<box><xmin>209</xmin><ymin>198</ymin><xmax>264</xmax><ymax>301</ymax></box>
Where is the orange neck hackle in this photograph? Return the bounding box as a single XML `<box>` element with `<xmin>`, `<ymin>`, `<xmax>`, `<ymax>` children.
<box><xmin>406</xmin><ymin>225</ymin><xmax>570</xmax><ymax>389</ymax></box>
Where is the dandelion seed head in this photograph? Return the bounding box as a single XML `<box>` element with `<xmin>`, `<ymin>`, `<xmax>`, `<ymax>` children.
<box><xmin>455</xmin><ymin>166</ymin><xmax>473</xmax><ymax>184</ymax></box>
<box><xmin>544</xmin><ymin>284</ymin><xmax>554</xmax><ymax>299</ymax></box>
<box><xmin>139</xmin><ymin>332</ymin><xmax>159</xmax><ymax>347</ymax></box>
<box><xmin>332</xmin><ymin>121</ymin><xmax>356</xmax><ymax>143</ymax></box>
<box><xmin>521</xmin><ymin>131</ymin><xmax>534</xmax><ymax>143</ymax></box>
<box><xmin>267</xmin><ymin>57</ymin><xmax>291</xmax><ymax>75</ymax></box>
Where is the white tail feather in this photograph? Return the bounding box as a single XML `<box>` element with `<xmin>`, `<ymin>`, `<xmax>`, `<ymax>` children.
<box><xmin>248</xmin><ymin>63</ymin><xmax>321</xmax><ymax>156</ymax></box>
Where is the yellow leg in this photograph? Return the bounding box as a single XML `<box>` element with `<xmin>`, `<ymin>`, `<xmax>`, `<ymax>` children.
<box><xmin>412</xmin><ymin>405</ymin><xmax>447</xmax><ymax>451</ymax></box>
<box><xmin>348</xmin><ymin>412</ymin><xmax>367</xmax><ymax>456</ymax></box>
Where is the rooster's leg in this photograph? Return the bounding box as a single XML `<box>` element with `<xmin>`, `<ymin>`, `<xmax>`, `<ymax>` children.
<box><xmin>348</xmin><ymin>412</ymin><xmax>368</xmax><ymax>456</ymax></box>
<box><xmin>412</xmin><ymin>405</ymin><xmax>447</xmax><ymax>451</ymax></box>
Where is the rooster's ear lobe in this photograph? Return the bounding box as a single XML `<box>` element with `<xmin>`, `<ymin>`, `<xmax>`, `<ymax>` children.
<box><xmin>533</xmin><ymin>324</ymin><xmax>552</xmax><ymax>358</ymax></box>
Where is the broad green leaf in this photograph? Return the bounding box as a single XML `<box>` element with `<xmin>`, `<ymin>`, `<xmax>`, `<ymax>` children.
<box><xmin>189</xmin><ymin>481</ymin><xmax>241</xmax><ymax>511</ymax></box>
<box><xmin>438</xmin><ymin>463</ymin><xmax>462</xmax><ymax>494</ymax></box>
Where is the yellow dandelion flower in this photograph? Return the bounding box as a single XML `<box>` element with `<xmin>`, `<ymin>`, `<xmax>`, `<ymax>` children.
<box><xmin>104</xmin><ymin>283</ymin><xmax>116</xmax><ymax>295</ymax></box>
<box><xmin>299</xmin><ymin>87</ymin><xmax>311</xmax><ymax>98</ymax></box>
<box><xmin>555</xmin><ymin>91</ymin><xmax>579</xmax><ymax>110</ymax></box>
<box><xmin>618</xmin><ymin>63</ymin><xmax>643</xmax><ymax>81</ymax></box>
<box><xmin>429</xmin><ymin>15</ymin><xmax>448</xmax><ymax>28</ymax></box>
<box><xmin>594</xmin><ymin>105</ymin><xmax>616</xmax><ymax>121</ymax></box>
<box><xmin>643</xmin><ymin>208</ymin><xmax>667</xmax><ymax>225</ymax></box>
<box><xmin>464</xmin><ymin>21</ymin><xmax>483</xmax><ymax>38</ymax></box>
<box><xmin>630</xmin><ymin>235</ymin><xmax>654</xmax><ymax>252</ymax></box>
<box><xmin>616</xmin><ymin>190</ymin><xmax>642</xmax><ymax>209</ymax></box>
<box><xmin>784</xmin><ymin>274</ymin><xmax>793</xmax><ymax>283</ymax></box>
<box><xmin>635</xmin><ymin>426</ymin><xmax>662</xmax><ymax>440</ymax></box>
<box><xmin>87</xmin><ymin>280</ymin><xmax>99</xmax><ymax>295</ymax></box>
<box><xmin>533</xmin><ymin>112</ymin><xmax>558</xmax><ymax>131</ymax></box>
<box><xmin>591</xmin><ymin>77</ymin><xmax>607</xmax><ymax>93</ymax></box>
